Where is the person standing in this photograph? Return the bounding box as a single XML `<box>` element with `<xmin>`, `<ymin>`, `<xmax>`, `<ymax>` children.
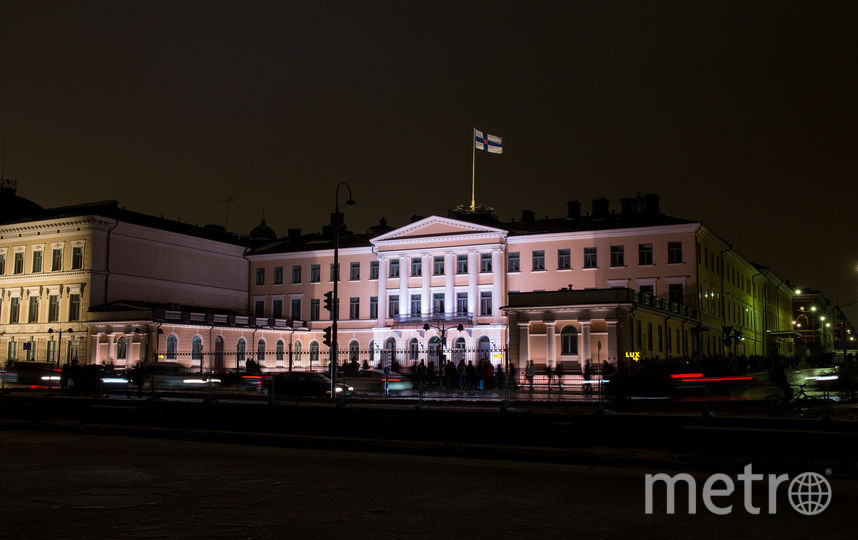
<box><xmin>525</xmin><ymin>361</ymin><xmax>535</xmax><ymax>392</ymax></box>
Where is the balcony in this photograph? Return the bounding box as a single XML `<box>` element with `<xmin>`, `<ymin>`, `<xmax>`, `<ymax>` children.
<box><xmin>393</xmin><ymin>312</ymin><xmax>473</xmax><ymax>326</ymax></box>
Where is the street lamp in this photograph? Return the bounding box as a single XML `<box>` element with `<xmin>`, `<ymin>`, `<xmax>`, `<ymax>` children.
<box><xmin>423</xmin><ymin>322</ymin><xmax>464</xmax><ymax>390</ymax></box>
<box><xmin>47</xmin><ymin>327</ymin><xmax>74</xmax><ymax>368</ymax></box>
<box><xmin>331</xmin><ymin>182</ymin><xmax>355</xmax><ymax>399</ymax></box>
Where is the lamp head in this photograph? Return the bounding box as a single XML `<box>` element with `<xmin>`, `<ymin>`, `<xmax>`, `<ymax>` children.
<box><xmin>346</xmin><ymin>198</ymin><xmax>356</xmax><ymax>207</ymax></box>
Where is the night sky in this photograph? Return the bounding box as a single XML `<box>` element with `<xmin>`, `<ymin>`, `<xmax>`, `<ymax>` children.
<box><xmin>1</xmin><ymin>1</ymin><xmax>856</xmax><ymax>321</ymax></box>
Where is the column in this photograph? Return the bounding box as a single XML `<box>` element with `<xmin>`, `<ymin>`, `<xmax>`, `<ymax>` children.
<box><xmin>606</xmin><ymin>320</ymin><xmax>618</xmax><ymax>367</ymax></box>
<box><xmin>92</xmin><ymin>334</ymin><xmax>100</xmax><ymax>364</ymax></box>
<box><xmin>580</xmin><ymin>321</ymin><xmax>591</xmax><ymax>369</ymax></box>
<box><xmin>518</xmin><ymin>321</ymin><xmax>529</xmax><ymax>368</ymax></box>
<box><xmin>421</xmin><ymin>253</ymin><xmax>431</xmax><ymax>316</ymax></box>
<box><xmin>545</xmin><ymin>321</ymin><xmax>556</xmax><ymax>368</ymax></box>
<box><xmin>107</xmin><ymin>334</ymin><xmax>115</xmax><ymax>365</ymax></box>
<box><xmin>444</xmin><ymin>252</ymin><xmax>454</xmax><ymax>315</ymax></box>
<box><xmin>468</xmin><ymin>250</ymin><xmax>478</xmax><ymax>320</ymax></box>
<box><xmin>399</xmin><ymin>254</ymin><xmax>409</xmax><ymax>317</ymax></box>
<box><xmin>376</xmin><ymin>255</ymin><xmax>387</xmax><ymax>327</ymax></box>
<box><xmin>491</xmin><ymin>248</ymin><xmax>503</xmax><ymax>323</ymax></box>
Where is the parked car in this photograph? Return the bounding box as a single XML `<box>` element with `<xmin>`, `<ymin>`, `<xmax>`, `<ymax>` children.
<box><xmin>4</xmin><ymin>361</ymin><xmax>62</xmax><ymax>388</ymax></box>
<box><xmin>347</xmin><ymin>369</ymin><xmax>414</xmax><ymax>395</ymax></box>
<box><xmin>265</xmin><ymin>371</ymin><xmax>352</xmax><ymax>397</ymax></box>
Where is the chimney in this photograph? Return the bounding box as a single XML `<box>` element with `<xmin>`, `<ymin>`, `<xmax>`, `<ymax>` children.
<box><xmin>591</xmin><ymin>197</ymin><xmax>610</xmax><ymax>219</ymax></box>
<box><xmin>566</xmin><ymin>201</ymin><xmax>581</xmax><ymax>219</ymax></box>
<box><xmin>521</xmin><ymin>209</ymin><xmax>535</xmax><ymax>222</ymax></box>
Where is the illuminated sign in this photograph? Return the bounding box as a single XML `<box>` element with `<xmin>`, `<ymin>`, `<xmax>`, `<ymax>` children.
<box><xmin>625</xmin><ymin>351</ymin><xmax>640</xmax><ymax>362</ymax></box>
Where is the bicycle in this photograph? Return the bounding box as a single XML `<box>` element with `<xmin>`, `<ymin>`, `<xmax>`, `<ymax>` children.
<box><xmin>763</xmin><ymin>384</ymin><xmax>823</xmax><ymax>417</ymax></box>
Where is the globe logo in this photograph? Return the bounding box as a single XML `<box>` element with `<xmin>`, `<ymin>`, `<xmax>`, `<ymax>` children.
<box><xmin>788</xmin><ymin>472</ymin><xmax>832</xmax><ymax>516</ymax></box>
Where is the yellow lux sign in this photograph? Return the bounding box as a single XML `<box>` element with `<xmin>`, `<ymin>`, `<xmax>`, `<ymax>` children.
<box><xmin>625</xmin><ymin>351</ymin><xmax>641</xmax><ymax>362</ymax></box>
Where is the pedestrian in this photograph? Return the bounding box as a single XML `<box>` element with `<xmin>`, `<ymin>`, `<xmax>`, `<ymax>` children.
<box><xmin>496</xmin><ymin>364</ymin><xmax>505</xmax><ymax>392</ymax></box>
<box><xmin>466</xmin><ymin>360</ymin><xmax>476</xmax><ymax>390</ymax></box>
<box><xmin>525</xmin><ymin>360</ymin><xmax>535</xmax><ymax>392</ymax></box>
<box><xmin>416</xmin><ymin>359</ymin><xmax>426</xmax><ymax>393</ymax></box>
<box><xmin>583</xmin><ymin>362</ymin><xmax>592</xmax><ymax>394</ymax></box>
<box><xmin>457</xmin><ymin>359</ymin><xmax>466</xmax><ymax>389</ymax></box>
<box><xmin>60</xmin><ymin>363</ymin><xmax>70</xmax><ymax>394</ymax></box>
<box><xmin>555</xmin><ymin>362</ymin><xmax>564</xmax><ymax>392</ymax></box>
<box><xmin>546</xmin><ymin>364</ymin><xmax>553</xmax><ymax>392</ymax></box>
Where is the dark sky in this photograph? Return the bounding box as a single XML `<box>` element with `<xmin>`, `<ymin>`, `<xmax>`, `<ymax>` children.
<box><xmin>2</xmin><ymin>1</ymin><xmax>857</xmax><ymax>321</ymax></box>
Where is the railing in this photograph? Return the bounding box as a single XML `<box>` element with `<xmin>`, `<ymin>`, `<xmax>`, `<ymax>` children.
<box><xmin>393</xmin><ymin>312</ymin><xmax>474</xmax><ymax>325</ymax></box>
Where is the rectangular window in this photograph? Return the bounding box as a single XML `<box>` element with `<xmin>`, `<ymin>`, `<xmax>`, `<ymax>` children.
<box><xmin>456</xmin><ymin>292</ymin><xmax>468</xmax><ymax>314</ymax></box>
<box><xmin>410</xmin><ymin>294</ymin><xmax>421</xmax><ymax>315</ymax></box>
<box><xmin>274</xmin><ymin>266</ymin><xmax>284</xmax><ymax>284</ymax></box>
<box><xmin>456</xmin><ymin>255</ymin><xmax>468</xmax><ymax>274</ymax></box>
<box><xmin>46</xmin><ymin>340</ymin><xmax>57</xmax><ymax>363</ymax></box>
<box><xmin>9</xmin><ymin>297</ymin><xmax>20</xmax><ymax>323</ymax></box>
<box><xmin>28</xmin><ymin>296</ymin><xmax>39</xmax><ymax>322</ymax></box>
<box><xmin>71</xmin><ymin>246</ymin><xmax>83</xmax><ymax>270</ymax></box>
<box><xmin>557</xmin><ymin>249</ymin><xmax>570</xmax><ymax>270</ymax></box>
<box><xmin>14</xmin><ymin>252</ymin><xmax>24</xmax><ymax>274</ymax></box>
<box><xmin>256</xmin><ymin>268</ymin><xmax>265</xmax><ymax>285</ymax></box>
<box><xmin>329</xmin><ymin>263</ymin><xmax>340</xmax><ymax>282</ymax></box>
<box><xmin>610</xmin><ymin>245</ymin><xmax>624</xmax><ymax>267</ymax></box>
<box><xmin>293</xmin><ymin>265</ymin><xmax>304</xmax><ymax>284</ymax></box>
<box><xmin>291</xmin><ymin>299</ymin><xmax>301</xmax><ymax>321</ymax></box>
<box><xmin>0</xmin><ymin>253</ymin><xmax>5</xmax><ymax>274</ymax></box>
<box><xmin>310</xmin><ymin>299</ymin><xmax>320</xmax><ymax>321</ymax></box>
<box><xmin>68</xmin><ymin>295</ymin><xmax>80</xmax><ymax>322</ymax></box>
<box><xmin>254</xmin><ymin>300</ymin><xmax>264</xmax><ymax>317</ymax></box>
<box><xmin>6</xmin><ymin>341</ymin><xmax>16</xmax><ymax>362</ymax></box>
<box><xmin>369</xmin><ymin>296</ymin><xmax>378</xmax><ymax>319</ymax></box>
<box><xmin>636</xmin><ymin>320</ymin><xmax>642</xmax><ymax>350</ymax></box>
<box><xmin>668</xmin><ymin>284</ymin><xmax>684</xmax><ymax>305</ymax></box>
<box><xmin>350</xmin><ymin>262</ymin><xmax>360</xmax><ymax>281</ymax></box>
<box><xmin>349</xmin><ymin>297</ymin><xmax>359</xmax><ymax>320</ymax></box>
<box><xmin>389</xmin><ymin>295</ymin><xmax>399</xmax><ymax>316</ymax></box>
<box><xmin>48</xmin><ymin>295</ymin><xmax>59</xmax><ymax>322</ymax></box>
<box><xmin>508</xmin><ymin>252</ymin><xmax>520</xmax><ymax>272</ymax></box>
<box><xmin>272</xmin><ymin>299</ymin><xmax>283</xmax><ymax>319</ymax></box>
<box><xmin>532</xmin><ymin>250</ymin><xmax>545</xmax><ymax>271</ymax></box>
<box><xmin>480</xmin><ymin>291</ymin><xmax>492</xmax><ymax>316</ymax></box>
<box><xmin>480</xmin><ymin>253</ymin><xmax>492</xmax><ymax>273</ymax></box>
<box><xmin>389</xmin><ymin>259</ymin><xmax>400</xmax><ymax>278</ymax></box>
<box><xmin>658</xmin><ymin>325</ymin><xmax>663</xmax><ymax>353</ymax></box>
<box><xmin>51</xmin><ymin>248</ymin><xmax>62</xmax><ymax>271</ymax></box>
<box><xmin>584</xmin><ymin>247</ymin><xmax>597</xmax><ymax>269</ymax></box>
<box><xmin>310</xmin><ymin>264</ymin><xmax>321</xmax><ymax>283</ymax></box>
<box><xmin>647</xmin><ymin>322</ymin><xmax>653</xmax><ymax>351</ymax></box>
<box><xmin>639</xmin><ymin>243</ymin><xmax>653</xmax><ymax>265</ymax></box>
<box><xmin>433</xmin><ymin>293</ymin><xmax>444</xmax><ymax>314</ymax></box>
<box><xmin>433</xmin><ymin>256</ymin><xmax>444</xmax><ymax>275</ymax></box>
<box><xmin>668</xmin><ymin>241</ymin><xmax>683</xmax><ymax>264</ymax></box>
<box><xmin>640</xmin><ymin>284</ymin><xmax>654</xmax><ymax>296</ymax></box>
<box><xmin>369</xmin><ymin>261</ymin><xmax>379</xmax><ymax>280</ymax></box>
<box><xmin>410</xmin><ymin>257</ymin><xmax>422</xmax><ymax>277</ymax></box>
<box><xmin>32</xmin><ymin>250</ymin><xmax>43</xmax><ymax>273</ymax></box>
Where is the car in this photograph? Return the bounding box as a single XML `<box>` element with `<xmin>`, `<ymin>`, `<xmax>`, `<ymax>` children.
<box><xmin>265</xmin><ymin>371</ymin><xmax>352</xmax><ymax>397</ymax></box>
<box><xmin>4</xmin><ymin>361</ymin><xmax>62</xmax><ymax>388</ymax></box>
<box><xmin>346</xmin><ymin>369</ymin><xmax>414</xmax><ymax>395</ymax></box>
<box><xmin>128</xmin><ymin>363</ymin><xmax>221</xmax><ymax>391</ymax></box>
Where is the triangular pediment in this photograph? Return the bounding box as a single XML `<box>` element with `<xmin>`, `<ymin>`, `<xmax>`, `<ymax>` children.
<box><xmin>371</xmin><ymin>215</ymin><xmax>508</xmax><ymax>245</ymax></box>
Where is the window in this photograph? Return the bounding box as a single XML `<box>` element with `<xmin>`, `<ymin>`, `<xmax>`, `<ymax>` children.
<box><xmin>48</xmin><ymin>295</ymin><xmax>59</xmax><ymax>322</ymax></box>
<box><xmin>0</xmin><ymin>253</ymin><xmax>5</xmax><ymax>274</ymax></box>
<box><xmin>257</xmin><ymin>339</ymin><xmax>266</xmax><ymax>365</ymax></box>
<box><xmin>456</xmin><ymin>292</ymin><xmax>468</xmax><ymax>314</ymax></box>
<box><xmin>256</xmin><ymin>267</ymin><xmax>265</xmax><ymax>285</ymax></box>
<box><xmin>640</xmin><ymin>284</ymin><xmax>654</xmax><ymax>296</ymax></box>
<box><xmin>7</xmin><ymin>341</ymin><xmax>17</xmax><ymax>362</ymax></box>
<box><xmin>532</xmin><ymin>250</ymin><xmax>545</xmax><ymax>271</ymax></box>
<box><xmin>14</xmin><ymin>252</ymin><xmax>24</xmax><ymax>274</ymax></box>
<box><xmin>561</xmin><ymin>326</ymin><xmax>578</xmax><ymax>355</ymax></box>
<box><xmin>350</xmin><ymin>297</ymin><xmax>359</xmax><ymax>319</ymax></box>
<box><xmin>293</xmin><ymin>265</ymin><xmax>303</xmax><ymax>284</ymax></box>
<box><xmin>309</xmin><ymin>341</ymin><xmax>319</xmax><ymax>364</ymax></box>
<box><xmin>191</xmin><ymin>336</ymin><xmax>202</xmax><ymax>361</ymax></box>
<box><xmin>658</xmin><ymin>325</ymin><xmax>663</xmax><ymax>353</ymax></box>
<box><xmin>369</xmin><ymin>261</ymin><xmax>379</xmax><ymax>280</ymax></box>
<box><xmin>557</xmin><ymin>249</ymin><xmax>570</xmax><ymax>270</ymax></box>
<box><xmin>237</xmin><ymin>339</ymin><xmax>246</xmax><ymax>364</ymax></box>
<box><xmin>47</xmin><ymin>340</ymin><xmax>57</xmax><ymax>363</ymax></box>
<box><xmin>480</xmin><ymin>291</ymin><xmax>492</xmax><ymax>316</ymax></box>
<box><xmin>32</xmin><ymin>250</ymin><xmax>43</xmax><ymax>273</ymax></box>
<box><xmin>28</xmin><ymin>296</ymin><xmax>39</xmax><ymax>323</ymax></box>
<box><xmin>270</xmin><ymin>266</ymin><xmax>281</xmax><ymax>285</ymax></box>
<box><xmin>610</xmin><ymin>245</ymin><xmax>624</xmax><ymax>267</ymax></box>
<box><xmin>410</xmin><ymin>257</ymin><xmax>422</xmax><ymax>277</ymax></box>
<box><xmin>51</xmin><ymin>248</ymin><xmax>62</xmax><ymax>271</ymax></box>
<box><xmin>276</xmin><ymin>340</ymin><xmax>285</xmax><ymax>363</ymax></box>
<box><xmin>350</xmin><ymin>262</ymin><xmax>360</xmax><ymax>281</ymax></box>
<box><xmin>310</xmin><ymin>299</ymin><xmax>320</xmax><ymax>321</ymax></box>
<box><xmin>272</xmin><ymin>299</ymin><xmax>283</xmax><ymax>319</ymax></box>
<box><xmin>389</xmin><ymin>295</ymin><xmax>399</xmax><ymax>316</ymax></box>
<box><xmin>68</xmin><ymin>295</ymin><xmax>80</xmax><ymax>321</ymax></box>
<box><xmin>166</xmin><ymin>335</ymin><xmax>177</xmax><ymax>360</ymax></box>
<box><xmin>9</xmin><ymin>297</ymin><xmax>20</xmax><ymax>323</ymax></box>
<box><xmin>410</xmin><ymin>294</ymin><xmax>421</xmax><ymax>315</ymax></box>
<box><xmin>668</xmin><ymin>242</ymin><xmax>682</xmax><ymax>264</ymax></box>
<box><xmin>480</xmin><ymin>253</ymin><xmax>492</xmax><ymax>273</ymax></box>
<box><xmin>409</xmin><ymin>338</ymin><xmax>419</xmax><ymax>361</ymax></box>
<box><xmin>349</xmin><ymin>341</ymin><xmax>359</xmax><ymax>363</ymax></box>
<box><xmin>647</xmin><ymin>323</ymin><xmax>653</xmax><ymax>351</ymax></box>
<box><xmin>508</xmin><ymin>252</ymin><xmax>520</xmax><ymax>272</ymax></box>
<box><xmin>291</xmin><ymin>299</ymin><xmax>301</xmax><ymax>320</ymax></box>
<box><xmin>668</xmin><ymin>284</ymin><xmax>684</xmax><ymax>305</ymax></box>
<box><xmin>433</xmin><ymin>256</ymin><xmax>444</xmax><ymax>275</ymax></box>
<box><xmin>310</xmin><ymin>264</ymin><xmax>320</xmax><ymax>283</ymax></box>
<box><xmin>370</xmin><ymin>296</ymin><xmax>378</xmax><ymax>319</ymax></box>
<box><xmin>636</xmin><ymin>320</ymin><xmax>642</xmax><ymax>350</ymax></box>
<box><xmin>71</xmin><ymin>247</ymin><xmax>83</xmax><ymax>270</ymax></box>
<box><xmin>433</xmin><ymin>293</ymin><xmax>444</xmax><ymax>314</ymax></box>
<box><xmin>639</xmin><ymin>243</ymin><xmax>653</xmax><ymax>265</ymax></box>
<box><xmin>329</xmin><ymin>263</ymin><xmax>340</xmax><ymax>282</ymax></box>
<box><xmin>293</xmin><ymin>341</ymin><xmax>303</xmax><ymax>365</ymax></box>
<box><xmin>254</xmin><ymin>300</ymin><xmax>264</xmax><ymax>317</ymax></box>
<box><xmin>456</xmin><ymin>255</ymin><xmax>468</xmax><ymax>274</ymax></box>
<box><xmin>389</xmin><ymin>259</ymin><xmax>400</xmax><ymax>278</ymax></box>
<box><xmin>584</xmin><ymin>247</ymin><xmax>597</xmax><ymax>269</ymax></box>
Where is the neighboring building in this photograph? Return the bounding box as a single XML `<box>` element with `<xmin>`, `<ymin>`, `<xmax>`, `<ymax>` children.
<box><xmin>791</xmin><ymin>288</ymin><xmax>856</xmax><ymax>361</ymax></box>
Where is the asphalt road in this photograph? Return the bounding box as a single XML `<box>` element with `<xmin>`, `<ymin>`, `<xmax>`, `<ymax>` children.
<box><xmin>0</xmin><ymin>430</ymin><xmax>855</xmax><ymax>539</ymax></box>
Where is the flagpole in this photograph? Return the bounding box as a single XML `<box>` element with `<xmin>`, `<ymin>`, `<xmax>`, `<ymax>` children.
<box><xmin>471</xmin><ymin>128</ymin><xmax>476</xmax><ymax>211</ymax></box>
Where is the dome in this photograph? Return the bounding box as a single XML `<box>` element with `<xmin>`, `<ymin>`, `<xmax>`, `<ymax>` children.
<box><xmin>250</xmin><ymin>219</ymin><xmax>277</xmax><ymax>241</ymax></box>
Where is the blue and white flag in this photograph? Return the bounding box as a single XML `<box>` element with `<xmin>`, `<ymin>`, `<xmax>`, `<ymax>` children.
<box><xmin>474</xmin><ymin>129</ymin><xmax>503</xmax><ymax>154</ymax></box>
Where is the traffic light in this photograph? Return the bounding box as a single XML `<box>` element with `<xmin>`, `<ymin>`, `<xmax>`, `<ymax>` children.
<box><xmin>323</xmin><ymin>291</ymin><xmax>334</xmax><ymax>314</ymax></box>
<box><xmin>735</xmin><ymin>332</ymin><xmax>744</xmax><ymax>343</ymax></box>
<box><xmin>322</xmin><ymin>326</ymin><xmax>333</xmax><ymax>347</ymax></box>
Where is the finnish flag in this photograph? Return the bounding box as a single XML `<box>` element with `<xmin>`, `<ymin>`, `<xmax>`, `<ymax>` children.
<box><xmin>474</xmin><ymin>129</ymin><xmax>503</xmax><ymax>154</ymax></box>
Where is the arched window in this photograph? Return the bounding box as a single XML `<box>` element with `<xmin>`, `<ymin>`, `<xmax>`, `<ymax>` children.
<box><xmin>214</xmin><ymin>336</ymin><xmax>224</xmax><ymax>372</ymax></box>
<box><xmin>368</xmin><ymin>340</ymin><xmax>375</xmax><ymax>363</ymax></box>
<box><xmin>257</xmin><ymin>339</ymin><xmax>266</xmax><ymax>365</ymax></box>
<box><xmin>477</xmin><ymin>336</ymin><xmax>491</xmax><ymax>363</ymax></box>
<box><xmin>382</xmin><ymin>337</ymin><xmax>396</xmax><ymax>368</ymax></box>
<box><xmin>349</xmin><ymin>340</ymin><xmax>360</xmax><ymax>363</ymax></box>
<box><xmin>236</xmin><ymin>338</ymin><xmax>246</xmax><ymax>366</ymax></box>
<box><xmin>116</xmin><ymin>337</ymin><xmax>127</xmax><ymax>360</ymax></box>
<box><xmin>428</xmin><ymin>336</ymin><xmax>441</xmax><ymax>365</ymax></box>
<box><xmin>561</xmin><ymin>326</ymin><xmax>578</xmax><ymax>355</ymax></box>
<box><xmin>294</xmin><ymin>341</ymin><xmax>302</xmax><ymax>365</ymax></box>
<box><xmin>192</xmin><ymin>336</ymin><xmax>203</xmax><ymax>361</ymax></box>
<box><xmin>309</xmin><ymin>341</ymin><xmax>319</xmax><ymax>365</ymax></box>
<box><xmin>276</xmin><ymin>340</ymin><xmax>285</xmax><ymax>363</ymax></box>
<box><xmin>453</xmin><ymin>337</ymin><xmax>466</xmax><ymax>363</ymax></box>
<box><xmin>166</xmin><ymin>335</ymin><xmax>177</xmax><ymax>360</ymax></box>
<box><xmin>408</xmin><ymin>338</ymin><xmax>419</xmax><ymax>361</ymax></box>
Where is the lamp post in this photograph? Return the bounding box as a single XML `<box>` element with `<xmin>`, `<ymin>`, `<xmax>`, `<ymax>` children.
<box><xmin>423</xmin><ymin>321</ymin><xmax>464</xmax><ymax>391</ymax></box>
<box><xmin>47</xmin><ymin>327</ymin><xmax>74</xmax><ymax>368</ymax></box>
<box><xmin>331</xmin><ymin>182</ymin><xmax>355</xmax><ymax>399</ymax></box>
